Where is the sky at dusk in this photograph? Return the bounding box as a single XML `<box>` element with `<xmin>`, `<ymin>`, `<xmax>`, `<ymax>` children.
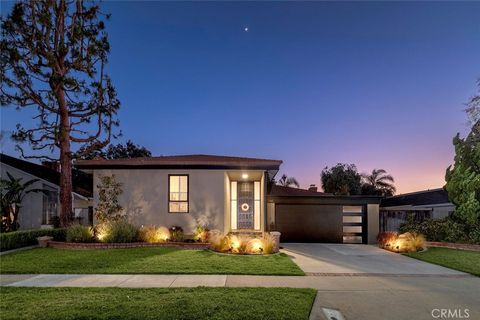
<box><xmin>1</xmin><ymin>1</ymin><xmax>479</xmax><ymax>194</ymax></box>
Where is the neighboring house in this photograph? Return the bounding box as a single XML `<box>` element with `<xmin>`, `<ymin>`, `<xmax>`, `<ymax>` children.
<box><xmin>0</xmin><ymin>153</ymin><xmax>93</xmax><ymax>229</ymax></box>
<box><xmin>76</xmin><ymin>154</ymin><xmax>382</xmax><ymax>244</ymax></box>
<box><xmin>379</xmin><ymin>188</ymin><xmax>455</xmax><ymax>232</ymax></box>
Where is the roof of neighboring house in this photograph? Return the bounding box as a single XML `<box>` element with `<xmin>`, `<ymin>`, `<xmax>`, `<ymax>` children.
<box><xmin>269</xmin><ymin>185</ymin><xmax>332</xmax><ymax>197</ymax></box>
<box><xmin>0</xmin><ymin>153</ymin><xmax>92</xmax><ymax>198</ymax></box>
<box><xmin>75</xmin><ymin>154</ymin><xmax>283</xmax><ymax>170</ymax></box>
<box><xmin>380</xmin><ymin>188</ymin><xmax>451</xmax><ymax>208</ymax></box>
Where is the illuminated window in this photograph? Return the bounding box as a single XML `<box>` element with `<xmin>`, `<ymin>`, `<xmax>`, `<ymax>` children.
<box><xmin>169</xmin><ymin>175</ymin><xmax>189</xmax><ymax>213</ymax></box>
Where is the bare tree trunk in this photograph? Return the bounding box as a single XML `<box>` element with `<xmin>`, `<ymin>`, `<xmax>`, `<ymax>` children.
<box><xmin>56</xmin><ymin>0</ymin><xmax>72</xmax><ymax>227</ymax></box>
<box><xmin>59</xmin><ymin>137</ymin><xmax>73</xmax><ymax>227</ymax></box>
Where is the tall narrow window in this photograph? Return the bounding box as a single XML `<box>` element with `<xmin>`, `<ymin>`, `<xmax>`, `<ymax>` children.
<box><xmin>169</xmin><ymin>175</ymin><xmax>189</xmax><ymax>213</ymax></box>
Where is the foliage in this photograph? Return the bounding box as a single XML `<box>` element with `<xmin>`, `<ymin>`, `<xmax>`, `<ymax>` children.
<box><xmin>96</xmin><ymin>220</ymin><xmax>137</xmax><ymax>243</ymax></box>
<box><xmin>209</xmin><ymin>232</ymin><xmax>277</xmax><ymax>255</ymax></box>
<box><xmin>76</xmin><ymin>140</ymin><xmax>151</xmax><ymax>160</ymax></box>
<box><xmin>0</xmin><ymin>172</ymin><xmax>43</xmax><ymax>232</ymax></box>
<box><xmin>0</xmin><ymin>287</ymin><xmax>316</xmax><ymax>320</ymax></box>
<box><xmin>138</xmin><ymin>225</ymin><xmax>170</xmax><ymax>243</ymax></box>
<box><xmin>400</xmin><ymin>215</ymin><xmax>480</xmax><ymax>244</ymax></box>
<box><xmin>445</xmin><ymin>81</ymin><xmax>480</xmax><ymax>225</ymax></box>
<box><xmin>276</xmin><ymin>174</ymin><xmax>300</xmax><ymax>188</ymax></box>
<box><xmin>361</xmin><ymin>168</ymin><xmax>396</xmax><ymax>196</ymax></box>
<box><xmin>66</xmin><ymin>224</ymin><xmax>94</xmax><ymax>243</ymax></box>
<box><xmin>193</xmin><ymin>225</ymin><xmax>209</xmax><ymax>243</ymax></box>
<box><xmin>406</xmin><ymin>247</ymin><xmax>480</xmax><ymax>277</ymax></box>
<box><xmin>0</xmin><ymin>1</ymin><xmax>120</xmax><ymax>225</ymax></box>
<box><xmin>95</xmin><ymin>175</ymin><xmax>124</xmax><ymax>223</ymax></box>
<box><xmin>321</xmin><ymin>163</ymin><xmax>362</xmax><ymax>195</ymax></box>
<box><xmin>0</xmin><ymin>228</ymin><xmax>65</xmax><ymax>252</ymax></box>
<box><xmin>169</xmin><ymin>226</ymin><xmax>184</xmax><ymax>242</ymax></box>
<box><xmin>377</xmin><ymin>231</ymin><xmax>425</xmax><ymax>253</ymax></box>
<box><xmin>377</xmin><ymin>231</ymin><xmax>398</xmax><ymax>249</ymax></box>
<box><xmin>0</xmin><ymin>247</ymin><xmax>304</xmax><ymax>275</ymax></box>
<box><xmin>208</xmin><ymin>230</ymin><xmax>230</xmax><ymax>252</ymax></box>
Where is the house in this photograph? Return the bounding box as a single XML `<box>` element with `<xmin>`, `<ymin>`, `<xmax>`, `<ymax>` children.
<box><xmin>379</xmin><ymin>188</ymin><xmax>455</xmax><ymax>232</ymax></box>
<box><xmin>76</xmin><ymin>154</ymin><xmax>382</xmax><ymax>244</ymax></box>
<box><xmin>0</xmin><ymin>153</ymin><xmax>93</xmax><ymax>229</ymax></box>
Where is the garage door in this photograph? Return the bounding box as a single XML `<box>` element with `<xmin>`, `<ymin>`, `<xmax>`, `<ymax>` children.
<box><xmin>275</xmin><ymin>204</ymin><xmax>366</xmax><ymax>243</ymax></box>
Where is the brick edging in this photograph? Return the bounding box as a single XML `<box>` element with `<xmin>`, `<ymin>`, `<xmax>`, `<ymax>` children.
<box><xmin>47</xmin><ymin>241</ymin><xmax>210</xmax><ymax>250</ymax></box>
<box><xmin>427</xmin><ymin>241</ymin><xmax>480</xmax><ymax>251</ymax></box>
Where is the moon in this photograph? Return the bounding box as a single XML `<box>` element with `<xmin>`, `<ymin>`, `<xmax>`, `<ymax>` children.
<box><xmin>244</xmin><ymin>27</ymin><xmax>249</xmax><ymax>32</ymax></box>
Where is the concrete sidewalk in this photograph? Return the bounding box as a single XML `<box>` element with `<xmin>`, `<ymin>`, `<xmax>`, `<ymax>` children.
<box><xmin>1</xmin><ymin>273</ymin><xmax>477</xmax><ymax>289</ymax></box>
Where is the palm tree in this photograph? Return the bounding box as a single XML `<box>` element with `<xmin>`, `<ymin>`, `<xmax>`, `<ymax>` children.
<box><xmin>277</xmin><ymin>174</ymin><xmax>300</xmax><ymax>188</ymax></box>
<box><xmin>0</xmin><ymin>172</ymin><xmax>43</xmax><ymax>232</ymax></box>
<box><xmin>361</xmin><ymin>169</ymin><xmax>396</xmax><ymax>197</ymax></box>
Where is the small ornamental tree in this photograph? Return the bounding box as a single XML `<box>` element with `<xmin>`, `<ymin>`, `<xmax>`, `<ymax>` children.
<box><xmin>1</xmin><ymin>1</ymin><xmax>120</xmax><ymax>226</ymax></box>
<box><xmin>95</xmin><ymin>175</ymin><xmax>124</xmax><ymax>223</ymax></box>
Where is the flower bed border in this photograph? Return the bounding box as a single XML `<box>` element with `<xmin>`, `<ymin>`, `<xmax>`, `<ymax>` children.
<box><xmin>46</xmin><ymin>241</ymin><xmax>210</xmax><ymax>250</ymax></box>
<box><xmin>427</xmin><ymin>241</ymin><xmax>480</xmax><ymax>251</ymax></box>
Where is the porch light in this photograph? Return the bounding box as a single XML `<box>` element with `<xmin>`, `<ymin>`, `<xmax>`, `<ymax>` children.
<box><xmin>241</xmin><ymin>173</ymin><xmax>249</xmax><ymax>179</ymax></box>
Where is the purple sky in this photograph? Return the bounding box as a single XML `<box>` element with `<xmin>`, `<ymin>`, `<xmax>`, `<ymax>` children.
<box><xmin>1</xmin><ymin>1</ymin><xmax>479</xmax><ymax>194</ymax></box>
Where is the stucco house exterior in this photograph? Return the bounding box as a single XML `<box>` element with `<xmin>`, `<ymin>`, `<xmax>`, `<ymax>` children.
<box><xmin>76</xmin><ymin>155</ymin><xmax>382</xmax><ymax>244</ymax></box>
<box><xmin>76</xmin><ymin>155</ymin><xmax>280</xmax><ymax>234</ymax></box>
<box><xmin>0</xmin><ymin>153</ymin><xmax>93</xmax><ymax>229</ymax></box>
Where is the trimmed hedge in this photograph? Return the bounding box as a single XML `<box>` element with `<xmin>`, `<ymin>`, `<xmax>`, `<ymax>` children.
<box><xmin>0</xmin><ymin>228</ymin><xmax>66</xmax><ymax>252</ymax></box>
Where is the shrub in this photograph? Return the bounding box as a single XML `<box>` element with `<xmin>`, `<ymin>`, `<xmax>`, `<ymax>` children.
<box><xmin>261</xmin><ymin>233</ymin><xmax>276</xmax><ymax>254</ymax></box>
<box><xmin>209</xmin><ymin>231</ymin><xmax>277</xmax><ymax>254</ymax></box>
<box><xmin>0</xmin><ymin>228</ymin><xmax>66</xmax><ymax>251</ymax></box>
<box><xmin>193</xmin><ymin>225</ymin><xmax>209</xmax><ymax>243</ymax></box>
<box><xmin>66</xmin><ymin>224</ymin><xmax>94</xmax><ymax>243</ymax></box>
<box><xmin>96</xmin><ymin>220</ymin><xmax>137</xmax><ymax>243</ymax></box>
<box><xmin>377</xmin><ymin>231</ymin><xmax>425</xmax><ymax>253</ymax></box>
<box><xmin>400</xmin><ymin>215</ymin><xmax>480</xmax><ymax>244</ymax></box>
<box><xmin>209</xmin><ymin>230</ymin><xmax>229</xmax><ymax>252</ymax></box>
<box><xmin>377</xmin><ymin>231</ymin><xmax>398</xmax><ymax>250</ymax></box>
<box><xmin>227</xmin><ymin>234</ymin><xmax>251</xmax><ymax>254</ymax></box>
<box><xmin>169</xmin><ymin>226</ymin><xmax>184</xmax><ymax>242</ymax></box>
<box><xmin>138</xmin><ymin>226</ymin><xmax>170</xmax><ymax>243</ymax></box>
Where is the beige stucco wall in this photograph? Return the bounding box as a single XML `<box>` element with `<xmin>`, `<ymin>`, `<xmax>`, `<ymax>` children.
<box><xmin>93</xmin><ymin>169</ymin><xmax>226</xmax><ymax>234</ymax></box>
<box><xmin>367</xmin><ymin>203</ymin><xmax>380</xmax><ymax>244</ymax></box>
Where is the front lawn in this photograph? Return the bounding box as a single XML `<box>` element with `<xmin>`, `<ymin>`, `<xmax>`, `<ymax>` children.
<box><xmin>0</xmin><ymin>247</ymin><xmax>304</xmax><ymax>275</ymax></box>
<box><xmin>0</xmin><ymin>287</ymin><xmax>316</xmax><ymax>320</ymax></box>
<box><xmin>405</xmin><ymin>247</ymin><xmax>480</xmax><ymax>276</ymax></box>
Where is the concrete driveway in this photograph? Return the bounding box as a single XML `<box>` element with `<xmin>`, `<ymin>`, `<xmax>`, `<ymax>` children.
<box><xmin>282</xmin><ymin>243</ymin><xmax>466</xmax><ymax>275</ymax></box>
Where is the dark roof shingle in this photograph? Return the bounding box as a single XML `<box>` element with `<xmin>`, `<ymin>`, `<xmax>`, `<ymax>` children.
<box><xmin>380</xmin><ymin>188</ymin><xmax>450</xmax><ymax>207</ymax></box>
<box><xmin>269</xmin><ymin>185</ymin><xmax>331</xmax><ymax>197</ymax></box>
<box><xmin>0</xmin><ymin>153</ymin><xmax>92</xmax><ymax>197</ymax></box>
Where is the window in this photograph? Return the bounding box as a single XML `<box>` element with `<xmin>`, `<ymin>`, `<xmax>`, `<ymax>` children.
<box><xmin>169</xmin><ymin>175</ymin><xmax>189</xmax><ymax>213</ymax></box>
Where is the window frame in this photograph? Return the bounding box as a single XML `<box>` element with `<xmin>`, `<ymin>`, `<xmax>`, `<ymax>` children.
<box><xmin>168</xmin><ymin>174</ymin><xmax>189</xmax><ymax>213</ymax></box>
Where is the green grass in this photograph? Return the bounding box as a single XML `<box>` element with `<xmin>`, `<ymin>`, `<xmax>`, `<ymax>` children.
<box><xmin>0</xmin><ymin>287</ymin><xmax>316</xmax><ymax>320</ymax></box>
<box><xmin>405</xmin><ymin>247</ymin><xmax>480</xmax><ymax>276</ymax></box>
<box><xmin>0</xmin><ymin>247</ymin><xmax>304</xmax><ymax>275</ymax></box>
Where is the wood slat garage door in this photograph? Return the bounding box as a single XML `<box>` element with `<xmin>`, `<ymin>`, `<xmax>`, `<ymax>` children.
<box><xmin>275</xmin><ymin>204</ymin><xmax>344</xmax><ymax>243</ymax></box>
